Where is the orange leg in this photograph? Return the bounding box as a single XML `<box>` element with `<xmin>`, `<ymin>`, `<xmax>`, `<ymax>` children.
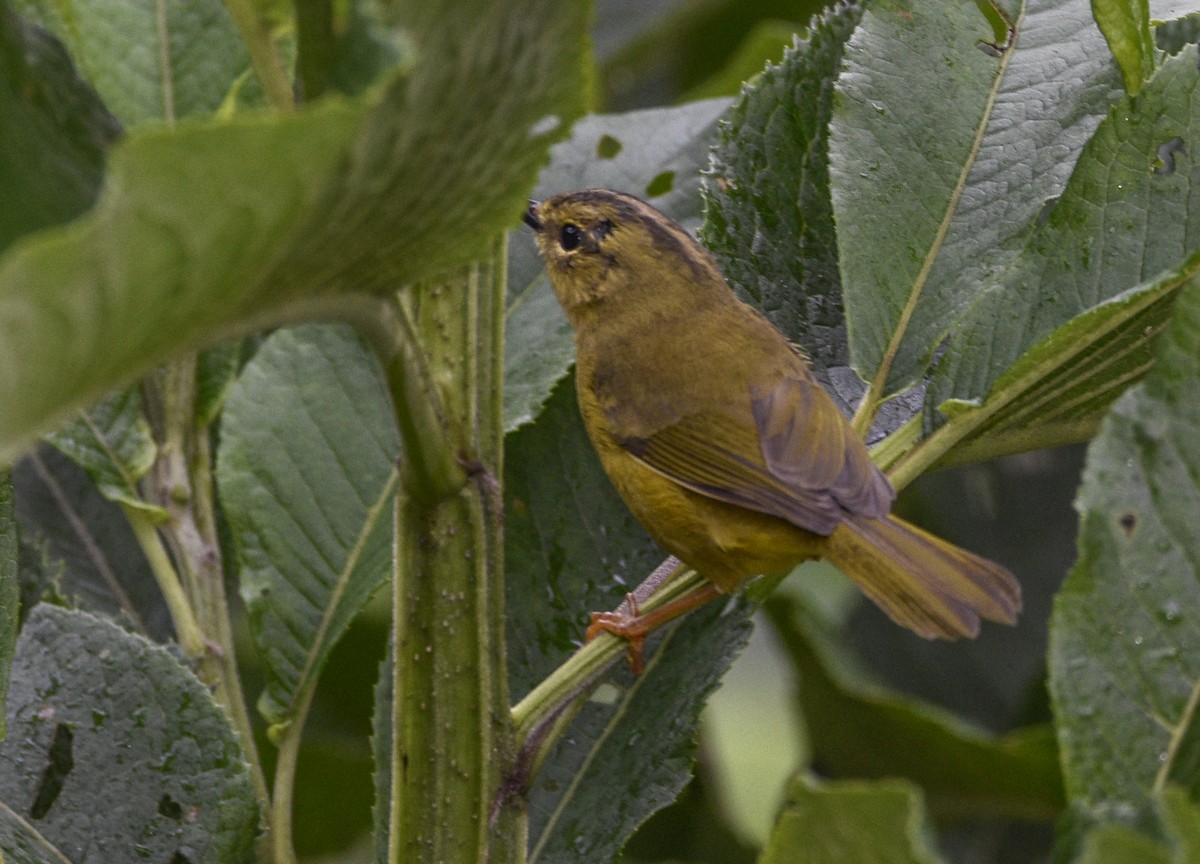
<box><xmin>586</xmin><ymin>582</ymin><xmax>723</xmax><ymax>675</ymax></box>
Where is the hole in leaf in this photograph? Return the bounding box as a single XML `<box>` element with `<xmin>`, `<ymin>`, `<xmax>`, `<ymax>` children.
<box><xmin>645</xmin><ymin>171</ymin><xmax>675</xmax><ymax>198</ymax></box>
<box><xmin>30</xmin><ymin>723</ymin><xmax>74</xmax><ymax>819</ymax></box>
<box><xmin>596</xmin><ymin>134</ymin><xmax>622</xmax><ymax>159</ymax></box>
<box><xmin>1154</xmin><ymin>137</ymin><xmax>1186</xmax><ymax>176</ymax></box>
<box><xmin>168</xmin><ymin>852</ymin><xmax>192</xmax><ymax>864</ymax></box>
<box><xmin>159</xmin><ymin>794</ymin><xmax>184</xmax><ymax>820</ymax></box>
<box><xmin>1119</xmin><ymin>512</ymin><xmax>1137</xmax><ymax>536</ymax></box>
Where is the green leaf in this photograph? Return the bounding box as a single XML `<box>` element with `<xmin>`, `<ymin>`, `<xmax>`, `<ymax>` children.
<box><xmin>505</xmin><ymin>98</ymin><xmax>730</xmax><ymax>431</ymax></box>
<box><xmin>928</xmin><ymin>43</ymin><xmax>1200</xmax><ymax>427</ymax></box>
<box><xmin>526</xmin><ymin>599</ymin><xmax>753</xmax><ymax>863</ymax></box>
<box><xmin>701</xmin><ymin>3</ymin><xmax>862</xmax><ymax>378</ymax></box>
<box><xmin>0</xmin><ymin>0</ymin><xmax>590</xmax><ymax>464</ymax></box>
<box><xmin>0</xmin><ymin>605</ymin><xmax>258</xmax><ymax>863</ymax></box>
<box><xmin>0</xmin><ymin>802</ymin><xmax>73</xmax><ymax>864</ymax></box>
<box><xmin>927</xmin><ymin>250</ymin><xmax>1199</xmax><ymax>471</ymax></box>
<box><xmin>1077</xmin><ymin>824</ymin><xmax>1174</xmax><ymax>864</ymax></box>
<box><xmin>1074</xmin><ymin>787</ymin><xmax>1200</xmax><ymax>863</ymax></box>
<box><xmin>0</xmin><ymin>473</ymin><xmax>16</xmax><ymax>739</ymax></box>
<box><xmin>43</xmin><ymin>388</ymin><xmax>161</xmax><ymax>518</ymax></box>
<box><xmin>767</xmin><ymin>595</ymin><xmax>1064</xmax><ymax>820</ymax></box>
<box><xmin>1049</xmin><ymin>275</ymin><xmax>1200</xmax><ymax>833</ymax></box>
<box><xmin>506</xmin><ymin>376</ymin><xmax>666</xmax><ymax>696</ymax></box>
<box><xmin>760</xmin><ymin>776</ymin><xmax>945</xmax><ymax>864</ymax></box>
<box><xmin>15</xmin><ymin>0</ymin><xmax>253</xmax><ymax>124</ymax></box>
<box><xmin>218</xmin><ymin>324</ymin><xmax>397</xmax><ymax>725</ymax></box>
<box><xmin>1093</xmin><ymin>0</ymin><xmax>1155</xmax><ymax>95</ymax></box>
<box><xmin>831</xmin><ymin>0</ymin><xmax>1123</xmax><ymax>399</ymax></box>
<box><xmin>0</xmin><ymin>0</ymin><xmax>118</xmax><ymax>251</ymax></box>
<box><xmin>195</xmin><ymin>341</ymin><xmax>246</xmax><ymax>428</ymax></box>
<box><xmin>505</xmin><ymin>378</ymin><xmax>755</xmax><ymax>860</ymax></box>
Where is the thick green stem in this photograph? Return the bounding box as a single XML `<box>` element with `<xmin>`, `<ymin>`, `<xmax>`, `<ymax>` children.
<box><xmin>371</xmin><ymin>237</ymin><xmax>516</xmax><ymax>863</ymax></box>
<box><xmin>122</xmin><ymin>503</ymin><xmax>207</xmax><ymax>660</ymax></box>
<box><xmin>222</xmin><ymin>0</ymin><xmax>295</xmax><ymax>111</ymax></box>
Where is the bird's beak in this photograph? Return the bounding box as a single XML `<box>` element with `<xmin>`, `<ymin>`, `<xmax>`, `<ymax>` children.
<box><xmin>523</xmin><ymin>200</ymin><xmax>543</xmax><ymax>231</ymax></box>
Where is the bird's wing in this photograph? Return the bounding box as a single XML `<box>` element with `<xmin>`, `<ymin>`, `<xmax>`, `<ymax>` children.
<box><xmin>612</xmin><ymin>375</ymin><xmax>894</xmax><ymax>536</ymax></box>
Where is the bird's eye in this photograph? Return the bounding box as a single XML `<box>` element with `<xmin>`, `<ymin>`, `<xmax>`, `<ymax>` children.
<box><xmin>560</xmin><ymin>224</ymin><xmax>581</xmax><ymax>251</ymax></box>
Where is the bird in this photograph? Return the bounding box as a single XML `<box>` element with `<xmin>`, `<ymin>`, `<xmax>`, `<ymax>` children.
<box><xmin>524</xmin><ymin>189</ymin><xmax>1020</xmax><ymax>673</ymax></box>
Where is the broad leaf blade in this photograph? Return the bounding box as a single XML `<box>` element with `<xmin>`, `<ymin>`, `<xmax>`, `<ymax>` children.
<box><xmin>928</xmin><ymin>251</ymin><xmax>1200</xmax><ymax>470</ymax></box>
<box><xmin>0</xmin><ymin>801</ymin><xmax>73</xmax><ymax>864</ymax></box>
<box><xmin>506</xmin><ymin>378</ymin><xmax>754</xmax><ymax>860</ymax></box>
<box><xmin>0</xmin><ymin>0</ymin><xmax>590</xmax><ymax>464</ymax></box>
<box><xmin>761</xmin><ymin>777</ymin><xmax>945</xmax><ymax>864</ymax></box>
<box><xmin>43</xmin><ymin>388</ymin><xmax>160</xmax><ymax>517</ymax></box>
<box><xmin>218</xmin><ymin>324</ymin><xmax>397</xmax><ymax>724</ymax></box>
<box><xmin>0</xmin><ymin>605</ymin><xmax>258</xmax><ymax>863</ymax></box>
<box><xmin>1074</xmin><ymin>787</ymin><xmax>1200</xmax><ymax>863</ymax></box>
<box><xmin>1049</xmin><ymin>275</ymin><xmax>1200</xmax><ymax>832</ymax></box>
<box><xmin>506</xmin><ymin>377</ymin><xmax>666</xmax><ymax>697</ymax></box>
<box><xmin>832</xmin><ymin>0</ymin><xmax>1123</xmax><ymax>399</ymax></box>
<box><xmin>1093</xmin><ymin>0</ymin><xmax>1155</xmax><ymax>95</ymax></box>
<box><xmin>505</xmin><ymin>98</ymin><xmax>730</xmax><ymax>431</ymax></box>
<box><xmin>527</xmin><ymin>600</ymin><xmax>752</xmax><ymax>863</ymax></box>
<box><xmin>929</xmin><ymin>43</ymin><xmax>1200</xmax><ymax>425</ymax></box>
<box><xmin>701</xmin><ymin>3</ymin><xmax>863</xmax><ymax>376</ymax></box>
<box><xmin>16</xmin><ymin>0</ymin><xmax>252</xmax><ymax>124</ymax></box>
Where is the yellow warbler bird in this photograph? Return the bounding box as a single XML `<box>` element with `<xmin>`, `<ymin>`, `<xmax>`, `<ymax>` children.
<box><xmin>524</xmin><ymin>189</ymin><xmax>1019</xmax><ymax>671</ymax></box>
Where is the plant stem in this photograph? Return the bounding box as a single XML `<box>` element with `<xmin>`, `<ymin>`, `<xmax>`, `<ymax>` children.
<box><xmin>122</xmin><ymin>503</ymin><xmax>207</xmax><ymax>660</ymax></box>
<box><xmin>270</xmin><ymin>683</ymin><xmax>315</xmax><ymax>864</ymax></box>
<box><xmin>142</xmin><ymin>358</ymin><xmax>272</xmax><ymax>843</ymax></box>
<box><xmin>369</xmin><ymin>238</ymin><xmax>515</xmax><ymax>863</ymax></box>
<box><xmin>222</xmin><ymin>0</ymin><xmax>295</xmax><ymax>111</ymax></box>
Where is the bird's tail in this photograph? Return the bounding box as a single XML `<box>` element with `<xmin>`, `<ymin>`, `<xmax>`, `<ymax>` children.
<box><xmin>826</xmin><ymin>514</ymin><xmax>1021</xmax><ymax>639</ymax></box>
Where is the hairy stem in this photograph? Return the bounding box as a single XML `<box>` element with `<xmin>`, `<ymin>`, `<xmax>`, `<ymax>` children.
<box><xmin>367</xmin><ymin>237</ymin><xmax>516</xmax><ymax>863</ymax></box>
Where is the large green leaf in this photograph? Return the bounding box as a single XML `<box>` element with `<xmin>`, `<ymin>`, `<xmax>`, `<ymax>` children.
<box><xmin>15</xmin><ymin>0</ymin><xmax>252</xmax><ymax>124</ymax></box>
<box><xmin>1074</xmin><ymin>787</ymin><xmax>1200</xmax><ymax>863</ymax></box>
<box><xmin>43</xmin><ymin>388</ymin><xmax>161</xmax><ymax>518</ymax></box>
<box><xmin>505</xmin><ymin>377</ymin><xmax>754</xmax><ymax>861</ymax></box>
<box><xmin>506</xmin><ymin>376</ymin><xmax>666</xmax><ymax>698</ymax></box>
<box><xmin>922</xmin><ymin>251</ymin><xmax>1200</xmax><ymax>472</ymax></box>
<box><xmin>218</xmin><ymin>324</ymin><xmax>397</xmax><ymax>725</ymax></box>
<box><xmin>1093</xmin><ymin>0</ymin><xmax>1155</xmax><ymax>95</ymax></box>
<box><xmin>1049</xmin><ymin>275</ymin><xmax>1200</xmax><ymax>836</ymax></box>
<box><xmin>0</xmin><ymin>605</ymin><xmax>258</xmax><ymax>863</ymax></box>
<box><xmin>505</xmin><ymin>98</ymin><xmax>730</xmax><ymax>431</ymax></box>
<box><xmin>0</xmin><ymin>0</ymin><xmax>590</xmax><ymax>464</ymax></box>
<box><xmin>927</xmin><ymin>35</ymin><xmax>1200</xmax><ymax>423</ymax></box>
<box><xmin>831</xmin><ymin>0</ymin><xmax>1124</xmax><ymax>399</ymax></box>
<box><xmin>701</xmin><ymin>3</ymin><xmax>862</xmax><ymax>379</ymax></box>
<box><xmin>760</xmin><ymin>776</ymin><xmax>945</xmax><ymax>864</ymax></box>
<box><xmin>0</xmin><ymin>0</ymin><xmax>118</xmax><ymax>252</ymax></box>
